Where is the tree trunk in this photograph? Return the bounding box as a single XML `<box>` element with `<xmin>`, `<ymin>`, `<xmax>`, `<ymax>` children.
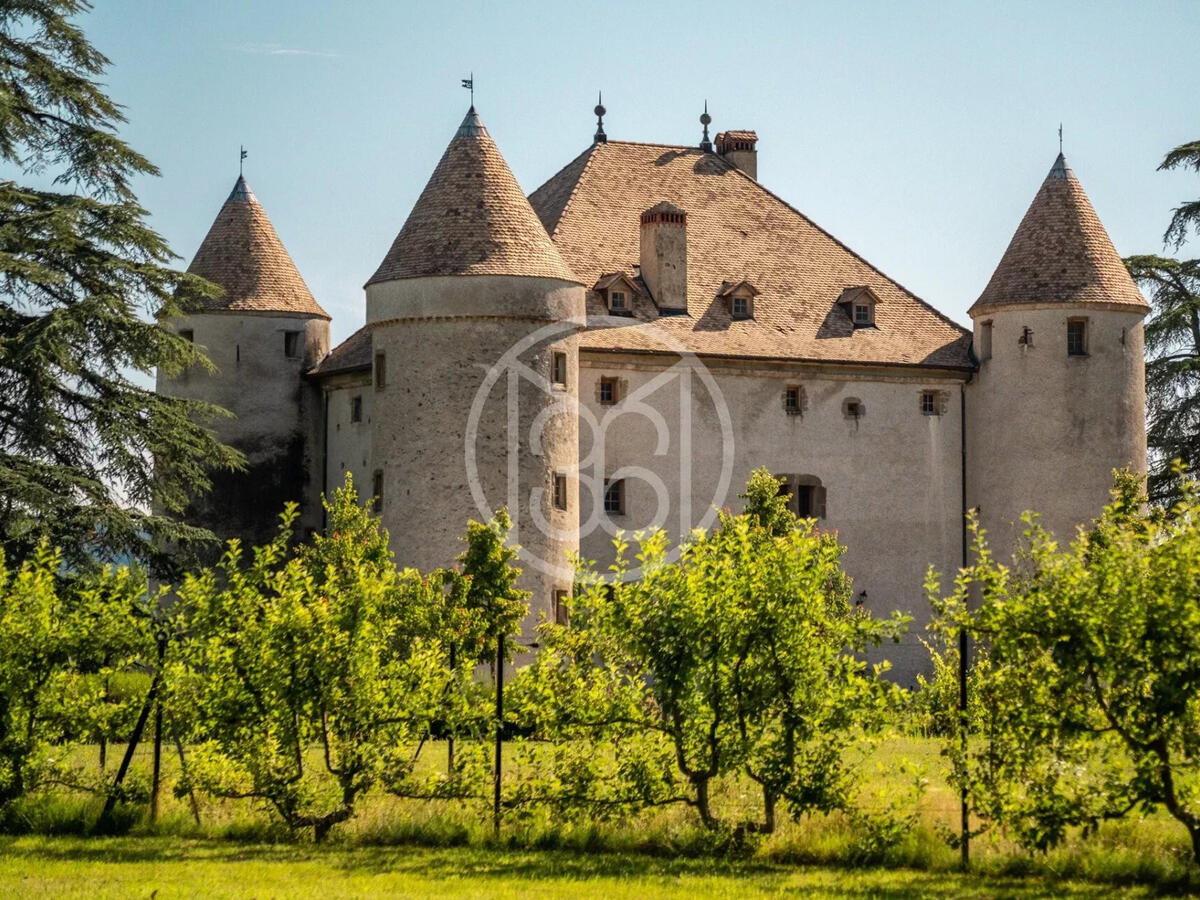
<box><xmin>761</xmin><ymin>786</ymin><xmax>777</xmax><ymax>835</ymax></box>
<box><xmin>695</xmin><ymin>777</ymin><xmax>715</xmax><ymax>829</ymax></box>
<box><xmin>150</xmin><ymin>700</ymin><xmax>163</xmax><ymax>824</ymax></box>
<box><xmin>175</xmin><ymin>739</ymin><xmax>201</xmax><ymax>825</ymax></box>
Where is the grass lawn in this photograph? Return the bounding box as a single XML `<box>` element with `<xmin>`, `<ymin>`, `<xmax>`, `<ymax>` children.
<box><xmin>0</xmin><ymin>836</ymin><xmax>1166</xmax><ymax>899</ymax></box>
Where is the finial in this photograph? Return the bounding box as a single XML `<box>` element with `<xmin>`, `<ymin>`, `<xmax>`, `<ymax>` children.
<box><xmin>594</xmin><ymin>91</ymin><xmax>607</xmax><ymax>144</ymax></box>
<box><xmin>461</xmin><ymin>72</ymin><xmax>474</xmax><ymax>106</ymax></box>
<box><xmin>699</xmin><ymin>100</ymin><xmax>712</xmax><ymax>152</ymax></box>
<box><xmin>1058</xmin><ymin>122</ymin><xmax>1063</xmax><ymax>155</ymax></box>
<box><xmin>239</xmin><ymin>145</ymin><xmax>247</xmax><ymax>177</ymax></box>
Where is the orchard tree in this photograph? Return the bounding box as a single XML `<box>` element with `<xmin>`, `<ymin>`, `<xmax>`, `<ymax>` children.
<box><xmin>0</xmin><ymin>0</ymin><xmax>240</xmax><ymax>571</ymax></box>
<box><xmin>930</xmin><ymin>471</ymin><xmax>1200</xmax><ymax>863</ymax></box>
<box><xmin>0</xmin><ymin>542</ymin><xmax>154</xmax><ymax>811</ymax></box>
<box><xmin>513</xmin><ymin>469</ymin><xmax>908</xmax><ymax>833</ymax></box>
<box><xmin>173</xmin><ymin>476</ymin><xmax>449</xmax><ymax>841</ymax></box>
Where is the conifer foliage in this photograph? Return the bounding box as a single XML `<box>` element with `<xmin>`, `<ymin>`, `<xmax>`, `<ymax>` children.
<box><xmin>0</xmin><ymin>1</ymin><xmax>239</xmax><ymax>571</ymax></box>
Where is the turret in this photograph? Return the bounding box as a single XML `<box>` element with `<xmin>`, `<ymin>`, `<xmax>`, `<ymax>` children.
<box><xmin>364</xmin><ymin>107</ymin><xmax>585</xmax><ymax>641</ymax></box>
<box><xmin>966</xmin><ymin>153</ymin><xmax>1148</xmax><ymax>550</ymax></box>
<box><xmin>157</xmin><ymin>175</ymin><xmax>331</xmax><ymax>548</ymax></box>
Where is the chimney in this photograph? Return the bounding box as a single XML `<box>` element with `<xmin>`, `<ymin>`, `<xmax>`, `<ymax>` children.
<box><xmin>639</xmin><ymin>202</ymin><xmax>687</xmax><ymax>312</ymax></box>
<box><xmin>716</xmin><ymin>130</ymin><xmax>758</xmax><ymax>180</ymax></box>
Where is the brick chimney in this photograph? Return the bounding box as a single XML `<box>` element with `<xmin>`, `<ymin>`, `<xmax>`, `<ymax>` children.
<box><xmin>639</xmin><ymin>202</ymin><xmax>687</xmax><ymax>312</ymax></box>
<box><xmin>716</xmin><ymin>130</ymin><xmax>758</xmax><ymax>180</ymax></box>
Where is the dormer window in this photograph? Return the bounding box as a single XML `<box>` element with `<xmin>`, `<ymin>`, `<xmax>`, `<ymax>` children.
<box><xmin>718</xmin><ymin>280</ymin><xmax>758</xmax><ymax>320</ymax></box>
<box><xmin>838</xmin><ymin>286</ymin><xmax>881</xmax><ymax>328</ymax></box>
<box><xmin>593</xmin><ymin>273</ymin><xmax>640</xmax><ymax>317</ymax></box>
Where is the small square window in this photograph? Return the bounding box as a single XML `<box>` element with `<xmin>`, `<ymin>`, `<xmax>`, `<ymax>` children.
<box><xmin>598</xmin><ymin>376</ymin><xmax>618</xmax><ymax>405</ymax></box>
<box><xmin>920</xmin><ymin>391</ymin><xmax>939</xmax><ymax>415</ymax></box>
<box><xmin>178</xmin><ymin>328</ymin><xmax>194</xmax><ymax>343</ymax></box>
<box><xmin>1067</xmin><ymin>319</ymin><xmax>1087</xmax><ymax>356</ymax></box>
<box><xmin>732</xmin><ymin>295</ymin><xmax>750</xmax><ymax>319</ymax></box>
<box><xmin>553</xmin><ymin>589</ymin><xmax>570</xmax><ymax>627</ymax></box>
<box><xmin>843</xmin><ymin>398</ymin><xmax>864</xmax><ymax>419</ymax></box>
<box><xmin>853</xmin><ymin>304</ymin><xmax>872</xmax><ymax>326</ymax></box>
<box><xmin>603</xmin><ymin>478</ymin><xmax>624</xmax><ymax>515</ymax></box>
<box><xmin>374</xmin><ymin>352</ymin><xmax>387</xmax><ymax>390</ymax></box>
<box><xmin>284</xmin><ymin>330</ymin><xmax>301</xmax><ymax>359</ymax></box>
<box><xmin>552</xmin><ymin>351</ymin><xmax>568</xmax><ymax>387</ymax></box>
<box><xmin>610</xmin><ymin>291</ymin><xmax>627</xmax><ymax>311</ymax></box>
<box><xmin>350</xmin><ymin>395</ymin><xmax>363</xmax><ymax>423</ymax></box>
<box><xmin>553</xmin><ymin>473</ymin><xmax>568</xmax><ymax>510</ymax></box>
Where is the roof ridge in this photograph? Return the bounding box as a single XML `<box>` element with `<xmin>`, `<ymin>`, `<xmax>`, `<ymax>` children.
<box><xmin>716</xmin><ymin>156</ymin><xmax>971</xmax><ymax>335</ymax></box>
<box><xmin>531</xmin><ymin>142</ymin><xmax>600</xmax><ymax>241</ymax></box>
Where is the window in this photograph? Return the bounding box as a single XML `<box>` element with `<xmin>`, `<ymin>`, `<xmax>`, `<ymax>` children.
<box><xmin>843</xmin><ymin>397</ymin><xmax>864</xmax><ymax>420</ymax></box>
<box><xmin>603</xmin><ymin>478</ymin><xmax>625</xmax><ymax>515</ymax></box>
<box><xmin>920</xmin><ymin>391</ymin><xmax>939</xmax><ymax>415</ymax></box>
<box><xmin>778</xmin><ymin>474</ymin><xmax>826</xmax><ymax>519</ymax></box>
<box><xmin>552</xmin><ymin>351</ymin><xmax>567</xmax><ymax>387</ymax></box>
<box><xmin>598</xmin><ymin>376</ymin><xmax>619</xmax><ymax>405</ymax></box>
<box><xmin>374</xmin><ymin>352</ymin><xmax>386</xmax><ymax>390</ymax></box>
<box><xmin>350</xmin><ymin>395</ymin><xmax>363</xmax><ymax>424</ymax></box>
<box><xmin>553</xmin><ymin>473</ymin><xmax>568</xmax><ymax>510</ymax></box>
<box><xmin>731</xmin><ymin>295</ymin><xmax>750</xmax><ymax>319</ymax></box>
<box><xmin>979</xmin><ymin>321</ymin><xmax>993</xmax><ymax>361</ymax></box>
<box><xmin>854</xmin><ymin>304</ymin><xmax>872</xmax><ymax>326</ymax></box>
<box><xmin>371</xmin><ymin>469</ymin><xmax>383</xmax><ymax>513</ymax></box>
<box><xmin>1018</xmin><ymin>326</ymin><xmax>1034</xmax><ymax>347</ymax></box>
<box><xmin>783</xmin><ymin>385</ymin><xmax>805</xmax><ymax>416</ymax></box>
<box><xmin>178</xmin><ymin>328</ymin><xmax>194</xmax><ymax>343</ymax></box>
<box><xmin>284</xmin><ymin>330</ymin><xmax>301</xmax><ymax>359</ymax></box>
<box><xmin>608</xmin><ymin>290</ymin><xmax>629</xmax><ymax>315</ymax></box>
<box><xmin>1067</xmin><ymin>319</ymin><xmax>1088</xmax><ymax>356</ymax></box>
<box><xmin>553</xmin><ymin>590</ymin><xmax>570</xmax><ymax>627</ymax></box>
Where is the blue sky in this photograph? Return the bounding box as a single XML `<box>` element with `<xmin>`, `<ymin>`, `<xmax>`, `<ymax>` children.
<box><xmin>81</xmin><ymin>0</ymin><xmax>1200</xmax><ymax>346</ymax></box>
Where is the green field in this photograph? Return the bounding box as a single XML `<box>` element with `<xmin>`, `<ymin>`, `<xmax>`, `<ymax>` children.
<box><xmin>0</xmin><ymin>837</ymin><xmax>1170</xmax><ymax>899</ymax></box>
<box><xmin>1</xmin><ymin>737</ymin><xmax>1196</xmax><ymax>898</ymax></box>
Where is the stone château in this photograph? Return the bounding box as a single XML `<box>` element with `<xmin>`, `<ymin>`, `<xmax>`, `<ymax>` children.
<box><xmin>157</xmin><ymin>104</ymin><xmax>1148</xmax><ymax>683</ymax></box>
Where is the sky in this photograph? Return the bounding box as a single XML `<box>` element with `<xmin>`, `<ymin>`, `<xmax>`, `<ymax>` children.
<box><xmin>75</xmin><ymin>0</ymin><xmax>1200</xmax><ymax>348</ymax></box>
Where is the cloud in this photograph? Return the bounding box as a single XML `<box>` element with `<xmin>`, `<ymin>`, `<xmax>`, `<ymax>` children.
<box><xmin>230</xmin><ymin>42</ymin><xmax>339</xmax><ymax>59</ymax></box>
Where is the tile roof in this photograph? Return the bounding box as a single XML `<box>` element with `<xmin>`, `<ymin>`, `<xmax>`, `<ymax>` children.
<box><xmin>310</xmin><ymin>324</ymin><xmax>372</xmax><ymax>376</ymax></box>
<box><xmin>970</xmin><ymin>153</ymin><xmax>1147</xmax><ymax>316</ymax></box>
<box><xmin>366</xmin><ymin>108</ymin><xmax>580</xmax><ymax>286</ymax></box>
<box><xmin>186</xmin><ymin>176</ymin><xmax>329</xmax><ymax>319</ymax></box>
<box><xmin>528</xmin><ymin>141</ymin><xmax>971</xmax><ymax>368</ymax></box>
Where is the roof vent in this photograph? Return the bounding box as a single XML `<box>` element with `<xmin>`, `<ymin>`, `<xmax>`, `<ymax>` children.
<box><xmin>716</xmin><ymin>130</ymin><xmax>758</xmax><ymax>180</ymax></box>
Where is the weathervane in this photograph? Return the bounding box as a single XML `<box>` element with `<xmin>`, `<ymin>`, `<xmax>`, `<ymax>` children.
<box><xmin>699</xmin><ymin>100</ymin><xmax>712</xmax><ymax>152</ymax></box>
<box><xmin>461</xmin><ymin>72</ymin><xmax>474</xmax><ymax>106</ymax></box>
<box><xmin>1058</xmin><ymin>123</ymin><xmax>1063</xmax><ymax>155</ymax></box>
<box><xmin>239</xmin><ymin>145</ymin><xmax>247</xmax><ymax>176</ymax></box>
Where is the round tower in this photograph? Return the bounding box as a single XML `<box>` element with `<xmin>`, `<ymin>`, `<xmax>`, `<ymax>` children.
<box><xmin>364</xmin><ymin>107</ymin><xmax>585</xmax><ymax>637</ymax></box>
<box><xmin>966</xmin><ymin>152</ymin><xmax>1148</xmax><ymax>550</ymax></box>
<box><xmin>157</xmin><ymin>175</ymin><xmax>331</xmax><ymax>548</ymax></box>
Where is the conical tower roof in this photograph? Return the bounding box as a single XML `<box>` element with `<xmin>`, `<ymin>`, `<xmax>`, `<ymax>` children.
<box><xmin>970</xmin><ymin>154</ymin><xmax>1146</xmax><ymax>316</ymax></box>
<box><xmin>186</xmin><ymin>175</ymin><xmax>329</xmax><ymax>318</ymax></box>
<box><xmin>366</xmin><ymin>107</ymin><xmax>579</xmax><ymax>285</ymax></box>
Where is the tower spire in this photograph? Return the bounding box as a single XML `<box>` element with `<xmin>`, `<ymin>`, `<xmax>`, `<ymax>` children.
<box><xmin>699</xmin><ymin>100</ymin><xmax>712</xmax><ymax>152</ymax></box>
<box><xmin>594</xmin><ymin>91</ymin><xmax>607</xmax><ymax>144</ymax></box>
<box><xmin>239</xmin><ymin>145</ymin><xmax>246</xmax><ymax>177</ymax></box>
